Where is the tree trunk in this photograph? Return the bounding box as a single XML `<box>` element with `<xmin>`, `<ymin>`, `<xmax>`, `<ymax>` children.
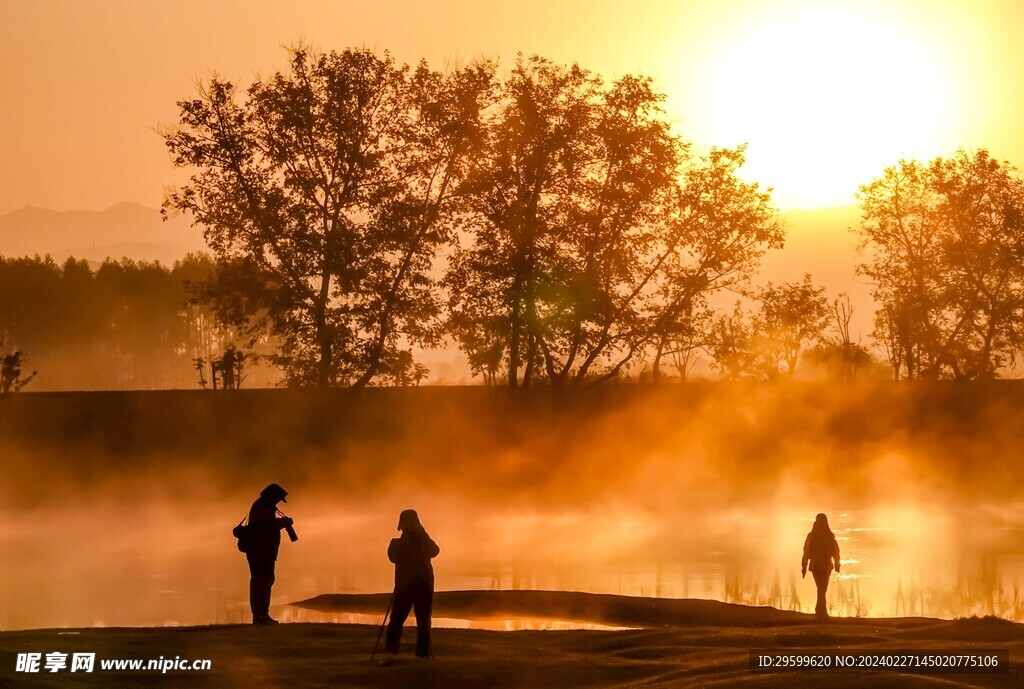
<box><xmin>522</xmin><ymin>334</ymin><xmax>537</xmax><ymax>388</ymax></box>
<box><xmin>315</xmin><ymin>258</ymin><xmax>334</xmax><ymax>387</ymax></box>
<box><xmin>651</xmin><ymin>334</ymin><xmax>666</xmax><ymax>383</ymax></box>
<box><xmin>316</xmin><ymin>315</ymin><xmax>332</xmax><ymax>388</ymax></box>
<box><xmin>509</xmin><ymin>299</ymin><xmax>521</xmax><ymax>391</ymax></box>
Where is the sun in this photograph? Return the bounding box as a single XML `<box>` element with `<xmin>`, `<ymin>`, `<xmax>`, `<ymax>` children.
<box><xmin>688</xmin><ymin>5</ymin><xmax>958</xmax><ymax>210</ymax></box>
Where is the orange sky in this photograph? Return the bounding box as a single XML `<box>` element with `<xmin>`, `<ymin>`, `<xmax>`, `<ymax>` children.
<box><xmin>1</xmin><ymin>0</ymin><xmax>1021</xmax><ymax>214</ymax></box>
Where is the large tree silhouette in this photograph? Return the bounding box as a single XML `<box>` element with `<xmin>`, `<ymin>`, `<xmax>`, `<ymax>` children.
<box><xmin>447</xmin><ymin>57</ymin><xmax>780</xmax><ymax>388</ymax></box>
<box><xmin>163</xmin><ymin>47</ymin><xmax>495</xmax><ymax>387</ymax></box>
<box><xmin>447</xmin><ymin>58</ymin><xmax>681</xmax><ymax>387</ymax></box>
<box><xmin>448</xmin><ymin>56</ymin><xmax>606</xmax><ymax>389</ymax></box>
<box><xmin>857</xmin><ymin>149</ymin><xmax>1024</xmax><ymax>379</ymax></box>
<box><xmin>647</xmin><ymin>147</ymin><xmax>782</xmax><ymax>381</ymax></box>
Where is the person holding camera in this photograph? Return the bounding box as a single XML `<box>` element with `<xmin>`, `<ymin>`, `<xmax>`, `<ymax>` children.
<box><xmin>246</xmin><ymin>483</ymin><xmax>296</xmax><ymax>625</ymax></box>
<box><xmin>382</xmin><ymin>509</ymin><xmax>439</xmax><ymax>660</ymax></box>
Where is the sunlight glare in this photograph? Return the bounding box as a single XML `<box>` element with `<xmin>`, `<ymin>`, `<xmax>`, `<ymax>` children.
<box><xmin>693</xmin><ymin>6</ymin><xmax>957</xmax><ymax>209</ymax></box>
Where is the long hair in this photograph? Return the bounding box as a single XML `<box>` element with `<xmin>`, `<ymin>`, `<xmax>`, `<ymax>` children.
<box><xmin>811</xmin><ymin>513</ymin><xmax>833</xmax><ymax>537</ymax></box>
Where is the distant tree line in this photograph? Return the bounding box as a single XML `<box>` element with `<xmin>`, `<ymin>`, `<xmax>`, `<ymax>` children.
<box><xmin>0</xmin><ymin>251</ymin><xmax>876</xmax><ymax>389</ymax></box>
<box><xmin>0</xmin><ymin>253</ymin><xmax>277</xmax><ymax>390</ymax></box>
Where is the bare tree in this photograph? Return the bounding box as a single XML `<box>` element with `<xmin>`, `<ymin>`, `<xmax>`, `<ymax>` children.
<box><xmin>808</xmin><ymin>293</ymin><xmax>872</xmax><ymax>380</ymax></box>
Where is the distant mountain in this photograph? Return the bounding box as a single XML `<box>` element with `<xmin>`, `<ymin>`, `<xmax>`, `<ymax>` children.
<box><xmin>0</xmin><ymin>203</ymin><xmax>207</xmax><ymax>265</ymax></box>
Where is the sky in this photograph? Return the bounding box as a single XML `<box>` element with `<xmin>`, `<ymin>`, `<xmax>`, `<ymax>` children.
<box><xmin>1</xmin><ymin>0</ymin><xmax>1022</xmax><ymax>215</ymax></box>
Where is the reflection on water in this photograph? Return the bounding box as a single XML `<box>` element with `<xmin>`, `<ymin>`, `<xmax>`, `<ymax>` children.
<box><xmin>3</xmin><ymin>502</ymin><xmax>1023</xmax><ymax>630</ymax></box>
<box><xmin>4</xmin><ymin>386</ymin><xmax>1024</xmax><ymax>630</ymax></box>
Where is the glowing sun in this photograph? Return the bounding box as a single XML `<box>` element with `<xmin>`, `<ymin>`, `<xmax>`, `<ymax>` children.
<box><xmin>692</xmin><ymin>6</ymin><xmax>957</xmax><ymax>209</ymax></box>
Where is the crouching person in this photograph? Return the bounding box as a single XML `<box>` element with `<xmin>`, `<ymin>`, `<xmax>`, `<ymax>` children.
<box><xmin>383</xmin><ymin>509</ymin><xmax>439</xmax><ymax>659</ymax></box>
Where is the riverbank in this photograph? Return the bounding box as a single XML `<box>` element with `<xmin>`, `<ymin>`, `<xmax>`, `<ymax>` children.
<box><xmin>2</xmin><ymin>593</ymin><xmax>1021</xmax><ymax>688</ymax></box>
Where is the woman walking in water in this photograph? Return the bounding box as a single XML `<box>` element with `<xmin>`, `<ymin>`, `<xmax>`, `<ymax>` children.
<box><xmin>801</xmin><ymin>513</ymin><xmax>841</xmax><ymax>619</ymax></box>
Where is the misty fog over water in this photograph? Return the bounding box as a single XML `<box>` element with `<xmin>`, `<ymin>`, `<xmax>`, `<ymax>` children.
<box><xmin>1</xmin><ymin>385</ymin><xmax>1022</xmax><ymax>629</ymax></box>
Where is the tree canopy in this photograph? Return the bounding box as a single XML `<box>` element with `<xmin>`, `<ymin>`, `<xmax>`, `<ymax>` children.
<box><xmin>163</xmin><ymin>47</ymin><xmax>496</xmax><ymax>387</ymax></box>
<box><xmin>857</xmin><ymin>149</ymin><xmax>1024</xmax><ymax>379</ymax></box>
<box><xmin>162</xmin><ymin>47</ymin><xmax>782</xmax><ymax>388</ymax></box>
<box><xmin>446</xmin><ymin>57</ymin><xmax>781</xmax><ymax>388</ymax></box>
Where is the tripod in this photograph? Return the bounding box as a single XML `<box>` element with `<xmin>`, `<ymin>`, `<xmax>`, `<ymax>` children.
<box><xmin>369</xmin><ymin>594</ymin><xmax>394</xmax><ymax>663</ymax></box>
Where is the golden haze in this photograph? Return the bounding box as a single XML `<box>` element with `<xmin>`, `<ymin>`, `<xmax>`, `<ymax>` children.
<box><xmin>0</xmin><ymin>0</ymin><xmax>1019</xmax><ymax>213</ymax></box>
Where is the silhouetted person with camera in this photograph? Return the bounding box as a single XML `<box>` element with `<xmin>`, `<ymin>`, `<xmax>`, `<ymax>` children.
<box><xmin>802</xmin><ymin>512</ymin><xmax>841</xmax><ymax>619</ymax></box>
<box><xmin>246</xmin><ymin>483</ymin><xmax>296</xmax><ymax>624</ymax></box>
<box><xmin>383</xmin><ymin>509</ymin><xmax>439</xmax><ymax>660</ymax></box>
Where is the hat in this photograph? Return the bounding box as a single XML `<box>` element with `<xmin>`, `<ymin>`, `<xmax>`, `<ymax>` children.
<box><xmin>398</xmin><ymin>509</ymin><xmax>420</xmax><ymax>530</ymax></box>
<box><xmin>261</xmin><ymin>483</ymin><xmax>288</xmax><ymax>503</ymax></box>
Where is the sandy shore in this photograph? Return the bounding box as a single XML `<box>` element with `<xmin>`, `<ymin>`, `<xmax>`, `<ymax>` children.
<box><xmin>2</xmin><ymin>591</ymin><xmax>1021</xmax><ymax>688</ymax></box>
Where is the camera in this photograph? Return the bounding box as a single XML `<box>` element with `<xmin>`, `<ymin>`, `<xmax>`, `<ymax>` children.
<box><xmin>283</xmin><ymin>517</ymin><xmax>298</xmax><ymax>542</ymax></box>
